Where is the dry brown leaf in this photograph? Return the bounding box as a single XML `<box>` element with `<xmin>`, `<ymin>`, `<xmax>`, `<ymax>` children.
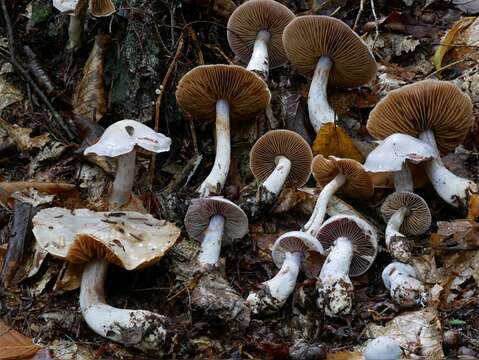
<box><xmin>467</xmin><ymin>193</ymin><xmax>479</xmax><ymax>220</ymax></box>
<box><xmin>0</xmin><ymin>182</ymin><xmax>75</xmax><ymax>207</ymax></box>
<box><xmin>326</xmin><ymin>351</ymin><xmax>363</xmax><ymax>360</ymax></box>
<box><xmin>0</xmin><ymin>320</ymin><xmax>41</xmax><ymax>360</ymax></box>
<box><xmin>73</xmin><ymin>34</ymin><xmax>111</xmax><ymax>121</ymax></box>
<box><xmin>0</xmin><ymin>118</ymin><xmax>49</xmax><ymax>151</ymax></box>
<box><xmin>312</xmin><ymin>123</ymin><xmax>363</xmax><ymax>161</ymax></box>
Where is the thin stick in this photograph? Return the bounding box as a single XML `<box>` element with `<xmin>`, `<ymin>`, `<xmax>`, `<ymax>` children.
<box><xmin>0</xmin><ymin>0</ymin><xmax>15</xmax><ymax>58</ymax></box>
<box><xmin>426</xmin><ymin>58</ymin><xmax>468</xmax><ymax>79</ymax></box>
<box><xmin>370</xmin><ymin>0</ymin><xmax>379</xmax><ymax>45</ymax></box>
<box><xmin>353</xmin><ymin>0</ymin><xmax>365</xmax><ymax>32</ymax></box>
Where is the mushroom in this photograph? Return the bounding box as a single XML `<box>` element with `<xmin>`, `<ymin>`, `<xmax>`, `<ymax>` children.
<box><xmin>246</xmin><ymin>230</ymin><xmax>324</xmax><ymax>313</ymax></box>
<box><xmin>367</xmin><ymin>79</ymin><xmax>476</xmax><ymax>208</ymax></box>
<box><xmin>32</xmin><ymin>207</ymin><xmax>181</xmax><ymax>353</ymax></box>
<box><xmin>382</xmin><ymin>262</ymin><xmax>428</xmax><ymax>307</ymax></box>
<box><xmin>84</xmin><ymin>119</ymin><xmax>171</xmax><ymax>209</ymax></box>
<box><xmin>364</xmin><ymin>336</ymin><xmax>402</xmax><ymax>360</ymax></box>
<box><xmin>227</xmin><ymin>0</ymin><xmax>295</xmax><ymax>79</ymax></box>
<box><xmin>176</xmin><ymin>64</ymin><xmax>270</xmax><ymax>197</ymax></box>
<box><xmin>316</xmin><ymin>214</ymin><xmax>378</xmax><ymax>317</ymax></box>
<box><xmin>282</xmin><ymin>16</ymin><xmax>377</xmax><ymax>132</ymax></box>
<box><xmin>380</xmin><ymin>192</ymin><xmax>431</xmax><ymax>262</ymax></box>
<box><xmin>304</xmin><ymin>155</ymin><xmax>374</xmax><ymax>237</ymax></box>
<box><xmin>184</xmin><ymin>196</ymin><xmax>249</xmax><ymax>269</ymax></box>
<box><xmin>250</xmin><ymin>129</ymin><xmax>313</xmax><ymax>202</ymax></box>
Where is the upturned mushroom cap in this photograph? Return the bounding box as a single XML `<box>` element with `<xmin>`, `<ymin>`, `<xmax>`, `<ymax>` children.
<box><xmin>282</xmin><ymin>15</ymin><xmax>377</xmax><ymax>87</ymax></box>
<box><xmin>176</xmin><ymin>64</ymin><xmax>270</xmax><ymax>122</ymax></box>
<box><xmin>53</xmin><ymin>0</ymin><xmax>80</xmax><ymax>13</ymax></box>
<box><xmin>382</xmin><ymin>262</ymin><xmax>416</xmax><ymax>290</ymax></box>
<box><xmin>90</xmin><ymin>0</ymin><xmax>115</xmax><ymax>17</ymax></box>
<box><xmin>227</xmin><ymin>0</ymin><xmax>295</xmax><ymax>68</ymax></box>
<box><xmin>367</xmin><ymin>80</ymin><xmax>473</xmax><ymax>154</ymax></box>
<box><xmin>364</xmin><ymin>336</ymin><xmax>402</xmax><ymax>360</ymax></box>
<box><xmin>381</xmin><ymin>191</ymin><xmax>431</xmax><ymax>236</ymax></box>
<box><xmin>364</xmin><ymin>133</ymin><xmax>436</xmax><ymax>173</ymax></box>
<box><xmin>271</xmin><ymin>230</ymin><xmax>324</xmax><ymax>274</ymax></box>
<box><xmin>184</xmin><ymin>196</ymin><xmax>248</xmax><ymax>245</ymax></box>
<box><xmin>83</xmin><ymin>119</ymin><xmax>171</xmax><ymax>157</ymax></box>
<box><xmin>317</xmin><ymin>214</ymin><xmax>378</xmax><ymax>276</ymax></box>
<box><xmin>250</xmin><ymin>130</ymin><xmax>313</xmax><ymax>188</ymax></box>
<box><xmin>32</xmin><ymin>207</ymin><xmax>181</xmax><ymax>270</ymax></box>
<box><xmin>312</xmin><ymin>155</ymin><xmax>374</xmax><ymax>198</ymax></box>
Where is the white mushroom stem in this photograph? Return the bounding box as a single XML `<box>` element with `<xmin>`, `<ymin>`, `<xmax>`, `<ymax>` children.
<box><xmin>386</xmin><ymin>267</ymin><xmax>428</xmax><ymax>307</ymax></box>
<box><xmin>80</xmin><ymin>259</ymin><xmax>172</xmax><ymax>352</ymax></box>
<box><xmin>317</xmin><ymin>237</ymin><xmax>354</xmax><ymax>316</ymax></box>
<box><xmin>385</xmin><ymin>207</ymin><xmax>408</xmax><ymax>247</ymax></box>
<box><xmin>197</xmin><ymin>215</ymin><xmax>225</xmax><ymax>267</ymax></box>
<box><xmin>262</xmin><ymin>251</ymin><xmax>302</xmax><ymax>302</ymax></box>
<box><xmin>385</xmin><ymin>207</ymin><xmax>411</xmax><ymax>262</ymax></box>
<box><xmin>393</xmin><ymin>163</ymin><xmax>414</xmax><ymax>192</ymax></box>
<box><xmin>198</xmin><ymin>100</ymin><xmax>231</xmax><ymax>197</ymax></box>
<box><xmin>262</xmin><ymin>155</ymin><xmax>292</xmax><ymax>196</ymax></box>
<box><xmin>304</xmin><ymin>174</ymin><xmax>346</xmax><ymax>236</ymax></box>
<box><xmin>419</xmin><ymin>129</ymin><xmax>477</xmax><ymax>207</ymax></box>
<box><xmin>246</xmin><ymin>29</ymin><xmax>271</xmax><ymax>80</ymax></box>
<box><xmin>110</xmin><ymin>149</ymin><xmax>136</xmax><ymax>209</ymax></box>
<box><xmin>308</xmin><ymin>56</ymin><xmax>335</xmax><ymax>133</ymax></box>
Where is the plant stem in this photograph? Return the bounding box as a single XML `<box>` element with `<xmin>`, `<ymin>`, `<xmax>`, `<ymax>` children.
<box><xmin>110</xmin><ymin>149</ymin><xmax>136</xmax><ymax>209</ymax></box>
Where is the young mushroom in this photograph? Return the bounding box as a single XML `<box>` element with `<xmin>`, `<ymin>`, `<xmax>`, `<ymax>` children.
<box><xmin>382</xmin><ymin>262</ymin><xmax>428</xmax><ymax>307</ymax></box>
<box><xmin>316</xmin><ymin>215</ymin><xmax>378</xmax><ymax>317</ymax></box>
<box><xmin>364</xmin><ymin>336</ymin><xmax>402</xmax><ymax>360</ymax></box>
<box><xmin>367</xmin><ymin>79</ymin><xmax>476</xmax><ymax>208</ymax></box>
<box><xmin>84</xmin><ymin>119</ymin><xmax>171</xmax><ymax>209</ymax></box>
<box><xmin>246</xmin><ymin>230</ymin><xmax>324</xmax><ymax>314</ymax></box>
<box><xmin>176</xmin><ymin>64</ymin><xmax>270</xmax><ymax>197</ymax></box>
<box><xmin>227</xmin><ymin>0</ymin><xmax>295</xmax><ymax>79</ymax></box>
<box><xmin>282</xmin><ymin>16</ymin><xmax>377</xmax><ymax>133</ymax></box>
<box><xmin>32</xmin><ymin>207</ymin><xmax>181</xmax><ymax>354</ymax></box>
<box><xmin>184</xmin><ymin>196</ymin><xmax>249</xmax><ymax>269</ymax></box>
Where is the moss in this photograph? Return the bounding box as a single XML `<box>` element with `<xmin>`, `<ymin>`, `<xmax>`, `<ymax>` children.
<box><xmin>31</xmin><ymin>0</ymin><xmax>51</xmax><ymax>25</ymax></box>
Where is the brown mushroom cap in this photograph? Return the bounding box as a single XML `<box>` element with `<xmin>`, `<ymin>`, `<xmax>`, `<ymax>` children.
<box><xmin>282</xmin><ymin>15</ymin><xmax>377</xmax><ymax>87</ymax></box>
<box><xmin>367</xmin><ymin>80</ymin><xmax>473</xmax><ymax>155</ymax></box>
<box><xmin>312</xmin><ymin>155</ymin><xmax>374</xmax><ymax>198</ymax></box>
<box><xmin>184</xmin><ymin>196</ymin><xmax>249</xmax><ymax>245</ymax></box>
<box><xmin>317</xmin><ymin>214</ymin><xmax>378</xmax><ymax>276</ymax></box>
<box><xmin>250</xmin><ymin>130</ymin><xmax>313</xmax><ymax>188</ymax></box>
<box><xmin>381</xmin><ymin>191</ymin><xmax>431</xmax><ymax>236</ymax></box>
<box><xmin>227</xmin><ymin>0</ymin><xmax>295</xmax><ymax>69</ymax></box>
<box><xmin>176</xmin><ymin>64</ymin><xmax>270</xmax><ymax>122</ymax></box>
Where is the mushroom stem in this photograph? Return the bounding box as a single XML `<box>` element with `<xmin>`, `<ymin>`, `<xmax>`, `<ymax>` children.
<box><xmin>80</xmin><ymin>259</ymin><xmax>173</xmax><ymax>353</ymax></box>
<box><xmin>262</xmin><ymin>155</ymin><xmax>292</xmax><ymax>196</ymax></box>
<box><xmin>317</xmin><ymin>237</ymin><xmax>354</xmax><ymax>316</ymax></box>
<box><xmin>419</xmin><ymin>130</ymin><xmax>477</xmax><ymax>207</ymax></box>
<box><xmin>304</xmin><ymin>173</ymin><xmax>346</xmax><ymax>236</ymax></box>
<box><xmin>247</xmin><ymin>29</ymin><xmax>271</xmax><ymax>80</ymax></box>
<box><xmin>198</xmin><ymin>100</ymin><xmax>231</xmax><ymax>197</ymax></box>
<box><xmin>197</xmin><ymin>215</ymin><xmax>225</xmax><ymax>267</ymax></box>
<box><xmin>67</xmin><ymin>15</ymin><xmax>83</xmax><ymax>50</ymax></box>
<box><xmin>383</xmin><ymin>262</ymin><xmax>428</xmax><ymax>307</ymax></box>
<box><xmin>308</xmin><ymin>56</ymin><xmax>335</xmax><ymax>133</ymax></box>
<box><xmin>110</xmin><ymin>149</ymin><xmax>136</xmax><ymax>209</ymax></box>
<box><xmin>393</xmin><ymin>163</ymin><xmax>414</xmax><ymax>192</ymax></box>
<box><xmin>385</xmin><ymin>207</ymin><xmax>411</xmax><ymax>262</ymax></box>
<box><xmin>263</xmin><ymin>251</ymin><xmax>302</xmax><ymax>302</ymax></box>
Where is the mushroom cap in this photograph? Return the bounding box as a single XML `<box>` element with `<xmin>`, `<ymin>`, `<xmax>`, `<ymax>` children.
<box><xmin>382</xmin><ymin>262</ymin><xmax>417</xmax><ymax>290</ymax></box>
<box><xmin>176</xmin><ymin>64</ymin><xmax>270</xmax><ymax>122</ymax></box>
<box><xmin>250</xmin><ymin>130</ymin><xmax>313</xmax><ymax>188</ymax></box>
<box><xmin>227</xmin><ymin>0</ymin><xmax>295</xmax><ymax>69</ymax></box>
<box><xmin>53</xmin><ymin>0</ymin><xmax>79</xmax><ymax>13</ymax></box>
<box><xmin>317</xmin><ymin>214</ymin><xmax>378</xmax><ymax>276</ymax></box>
<box><xmin>32</xmin><ymin>207</ymin><xmax>181</xmax><ymax>270</ymax></box>
<box><xmin>90</xmin><ymin>0</ymin><xmax>115</xmax><ymax>17</ymax></box>
<box><xmin>282</xmin><ymin>15</ymin><xmax>377</xmax><ymax>87</ymax></box>
<box><xmin>364</xmin><ymin>336</ymin><xmax>402</xmax><ymax>360</ymax></box>
<box><xmin>83</xmin><ymin>119</ymin><xmax>171</xmax><ymax>157</ymax></box>
<box><xmin>312</xmin><ymin>155</ymin><xmax>374</xmax><ymax>198</ymax></box>
<box><xmin>184</xmin><ymin>196</ymin><xmax>249</xmax><ymax>245</ymax></box>
<box><xmin>364</xmin><ymin>133</ymin><xmax>436</xmax><ymax>173</ymax></box>
<box><xmin>367</xmin><ymin>80</ymin><xmax>473</xmax><ymax>154</ymax></box>
<box><xmin>271</xmin><ymin>230</ymin><xmax>324</xmax><ymax>274</ymax></box>
<box><xmin>381</xmin><ymin>191</ymin><xmax>431</xmax><ymax>236</ymax></box>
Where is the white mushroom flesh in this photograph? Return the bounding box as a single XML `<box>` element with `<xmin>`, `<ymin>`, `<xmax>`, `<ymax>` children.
<box><xmin>246</xmin><ymin>29</ymin><xmax>271</xmax><ymax>80</ymax></box>
<box><xmin>262</xmin><ymin>155</ymin><xmax>292</xmax><ymax>196</ymax></box>
<box><xmin>308</xmin><ymin>56</ymin><xmax>335</xmax><ymax>133</ymax></box>
<box><xmin>364</xmin><ymin>336</ymin><xmax>402</xmax><ymax>360</ymax></box>
<box><xmin>385</xmin><ymin>206</ymin><xmax>411</xmax><ymax>262</ymax></box>
<box><xmin>263</xmin><ymin>251</ymin><xmax>302</xmax><ymax>302</ymax></box>
<box><xmin>110</xmin><ymin>149</ymin><xmax>136</xmax><ymax>209</ymax></box>
<box><xmin>197</xmin><ymin>214</ymin><xmax>225</xmax><ymax>268</ymax></box>
<box><xmin>382</xmin><ymin>262</ymin><xmax>428</xmax><ymax>307</ymax></box>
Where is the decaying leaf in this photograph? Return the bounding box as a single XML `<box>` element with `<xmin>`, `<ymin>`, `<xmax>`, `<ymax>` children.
<box><xmin>453</xmin><ymin>0</ymin><xmax>479</xmax><ymax>14</ymax></box>
<box><xmin>0</xmin><ymin>320</ymin><xmax>41</xmax><ymax>360</ymax></box>
<box><xmin>0</xmin><ymin>182</ymin><xmax>75</xmax><ymax>207</ymax></box>
<box><xmin>467</xmin><ymin>193</ymin><xmax>479</xmax><ymax>220</ymax></box>
<box><xmin>0</xmin><ymin>75</ymin><xmax>23</xmax><ymax>112</ymax></box>
<box><xmin>312</xmin><ymin>123</ymin><xmax>363</xmax><ymax>161</ymax></box>
<box><xmin>326</xmin><ymin>351</ymin><xmax>363</xmax><ymax>360</ymax></box>
<box><xmin>73</xmin><ymin>34</ymin><xmax>111</xmax><ymax>121</ymax></box>
<box><xmin>53</xmin><ymin>262</ymin><xmax>84</xmax><ymax>292</ymax></box>
<box><xmin>0</xmin><ymin>118</ymin><xmax>49</xmax><ymax>151</ymax></box>
<box><xmin>430</xmin><ymin>219</ymin><xmax>479</xmax><ymax>250</ymax></box>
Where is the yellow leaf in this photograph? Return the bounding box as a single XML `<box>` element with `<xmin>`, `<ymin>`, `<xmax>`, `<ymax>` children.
<box><xmin>432</xmin><ymin>17</ymin><xmax>475</xmax><ymax>71</ymax></box>
<box><xmin>326</xmin><ymin>351</ymin><xmax>363</xmax><ymax>360</ymax></box>
<box><xmin>312</xmin><ymin>123</ymin><xmax>363</xmax><ymax>161</ymax></box>
<box><xmin>467</xmin><ymin>193</ymin><xmax>479</xmax><ymax>221</ymax></box>
<box><xmin>0</xmin><ymin>320</ymin><xmax>41</xmax><ymax>360</ymax></box>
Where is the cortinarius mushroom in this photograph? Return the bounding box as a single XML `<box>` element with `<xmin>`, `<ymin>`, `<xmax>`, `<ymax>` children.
<box><xmin>283</xmin><ymin>16</ymin><xmax>377</xmax><ymax>132</ymax></box>
<box><xmin>176</xmin><ymin>64</ymin><xmax>270</xmax><ymax>197</ymax></box>
<box><xmin>382</xmin><ymin>262</ymin><xmax>428</xmax><ymax>307</ymax></box>
<box><xmin>316</xmin><ymin>214</ymin><xmax>378</xmax><ymax>317</ymax></box>
<box><xmin>367</xmin><ymin>80</ymin><xmax>476</xmax><ymax>208</ymax></box>
<box><xmin>184</xmin><ymin>196</ymin><xmax>249</xmax><ymax>269</ymax></box>
<box><xmin>227</xmin><ymin>0</ymin><xmax>295</xmax><ymax>79</ymax></box>
<box><xmin>364</xmin><ymin>336</ymin><xmax>402</xmax><ymax>360</ymax></box>
<box><xmin>84</xmin><ymin>119</ymin><xmax>171</xmax><ymax>209</ymax></box>
<box><xmin>32</xmin><ymin>207</ymin><xmax>181</xmax><ymax>353</ymax></box>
